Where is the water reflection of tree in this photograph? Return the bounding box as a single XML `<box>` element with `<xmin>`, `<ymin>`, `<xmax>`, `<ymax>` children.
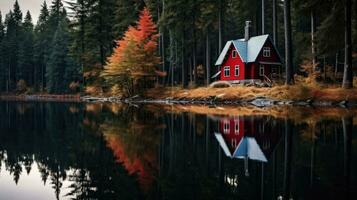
<box><xmin>0</xmin><ymin>102</ymin><xmax>142</xmax><ymax>200</ymax></box>
<box><xmin>99</xmin><ymin>104</ymin><xmax>163</xmax><ymax>193</ymax></box>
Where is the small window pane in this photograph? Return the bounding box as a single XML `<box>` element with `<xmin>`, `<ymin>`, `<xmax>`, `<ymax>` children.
<box><xmin>224</xmin><ymin>66</ymin><xmax>230</xmax><ymax>77</ymax></box>
<box><xmin>235</xmin><ymin>65</ymin><xmax>240</xmax><ymax>76</ymax></box>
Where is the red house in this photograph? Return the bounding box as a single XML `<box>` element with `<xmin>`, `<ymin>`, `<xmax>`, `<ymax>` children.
<box><xmin>213</xmin><ymin>21</ymin><xmax>282</xmax><ymax>84</ymax></box>
<box><xmin>214</xmin><ymin>116</ymin><xmax>282</xmax><ymax>161</ymax></box>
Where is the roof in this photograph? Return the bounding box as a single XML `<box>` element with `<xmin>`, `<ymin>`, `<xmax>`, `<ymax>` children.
<box><xmin>215</xmin><ymin>35</ymin><xmax>279</xmax><ymax>65</ymax></box>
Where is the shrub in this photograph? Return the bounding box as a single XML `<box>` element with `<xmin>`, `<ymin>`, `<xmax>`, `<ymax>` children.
<box><xmin>209</xmin><ymin>81</ymin><xmax>232</xmax><ymax>88</ymax></box>
<box><xmin>16</xmin><ymin>80</ymin><xmax>27</xmax><ymax>93</ymax></box>
<box><xmin>69</xmin><ymin>81</ymin><xmax>80</xmax><ymax>93</ymax></box>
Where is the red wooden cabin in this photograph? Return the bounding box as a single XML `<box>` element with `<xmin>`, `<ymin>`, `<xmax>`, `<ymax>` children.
<box><xmin>213</xmin><ymin>21</ymin><xmax>282</xmax><ymax>84</ymax></box>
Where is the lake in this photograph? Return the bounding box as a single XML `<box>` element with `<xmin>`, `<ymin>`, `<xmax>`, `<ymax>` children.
<box><xmin>0</xmin><ymin>101</ymin><xmax>356</xmax><ymax>200</ymax></box>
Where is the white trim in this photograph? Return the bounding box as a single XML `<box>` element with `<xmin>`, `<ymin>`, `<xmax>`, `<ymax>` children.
<box><xmin>223</xmin><ymin>120</ymin><xmax>230</xmax><ymax>134</ymax></box>
<box><xmin>211</xmin><ymin>71</ymin><xmax>221</xmax><ymax>79</ymax></box>
<box><xmin>234</xmin><ymin>65</ymin><xmax>240</xmax><ymax>77</ymax></box>
<box><xmin>259</xmin><ymin>61</ymin><xmax>282</xmax><ymax>65</ymax></box>
<box><xmin>263</xmin><ymin>47</ymin><xmax>271</xmax><ymax>57</ymax></box>
<box><xmin>224</xmin><ymin>66</ymin><xmax>230</xmax><ymax>77</ymax></box>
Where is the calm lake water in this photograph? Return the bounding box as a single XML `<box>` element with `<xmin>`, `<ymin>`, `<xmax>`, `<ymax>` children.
<box><xmin>0</xmin><ymin>101</ymin><xmax>356</xmax><ymax>200</ymax></box>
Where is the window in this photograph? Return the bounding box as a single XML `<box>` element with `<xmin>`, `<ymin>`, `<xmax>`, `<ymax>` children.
<box><xmin>263</xmin><ymin>47</ymin><xmax>271</xmax><ymax>57</ymax></box>
<box><xmin>232</xmin><ymin>50</ymin><xmax>238</xmax><ymax>58</ymax></box>
<box><xmin>224</xmin><ymin>66</ymin><xmax>230</xmax><ymax>77</ymax></box>
<box><xmin>259</xmin><ymin>65</ymin><xmax>265</xmax><ymax>76</ymax></box>
<box><xmin>234</xmin><ymin>65</ymin><xmax>240</xmax><ymax>77</ymax></box>
<box><xmin>223</xmin><ymin>121</ymin><xmax>230</xmax><ymax>134</ymax></box>
<box><xmin>234</xmin><ymin>120</ymin><xmax>240</xmax><ymax>135</ymax></box>
<box><xmin>232</xmin><ymin>139</ymin><xmax>238</xmax><ymax>148</ymax></box>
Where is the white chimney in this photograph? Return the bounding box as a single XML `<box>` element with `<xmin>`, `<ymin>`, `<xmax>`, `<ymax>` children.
<box><xmin>244</xmin><ymin>21</ymin><xmax>252</xmax><ymax>41</ymax></box>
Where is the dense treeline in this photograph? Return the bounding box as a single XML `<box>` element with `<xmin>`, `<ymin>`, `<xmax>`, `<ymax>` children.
<box><xmin>0</xmin><ymin>0</ymin><xmax>356</xmax><ymax>94</ymax></box>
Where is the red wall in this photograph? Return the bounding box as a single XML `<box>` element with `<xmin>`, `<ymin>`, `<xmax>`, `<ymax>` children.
<box><xmin>253</xmin><ymin>39</ymin><xmax>281</xmax><ymax>80</ymax></box>
<box><xmin>219</xmin><ymin>117</ymin><xmax>245</xmax><ymax>154</ymax></box>
<box><xmin>218</xmin><ymin>116</ymin><xmax>282</xmax><ymax>158</ymax></box>
<box><xmin>256</xmin><ymin>39</ymin><xmax>281</xmax><ymax>63</ymax></box>
<box><xmin>218</xmin><ymin>38</ymin><xmax>281</xmax><ymax>81</ymax></box>
<box><xmin>220</xmin><ymin>44</ymin><xmax>245</xmax><ymax>81</ymax></box>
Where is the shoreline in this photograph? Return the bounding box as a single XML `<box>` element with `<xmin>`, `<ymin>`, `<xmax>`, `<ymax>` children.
<box><xmin>0</xmin><ymin>94</ymin><xmax>81</xmax><ymax>102</ymax></box>
<box><xmin>2</xmin><ymin>84</ymin><xmax>357</xmax><ymax>108</ymax></box>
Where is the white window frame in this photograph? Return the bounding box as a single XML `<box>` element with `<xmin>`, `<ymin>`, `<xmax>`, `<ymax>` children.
<box><xmin>224</xmin><ymin>66</ymin><xmax>230</xmax><ymax>77</ymax></box>
<box><xmin>263</xmin><ymin>47</ymin><xmax>271</xmax><ymax>57</ymax></box>
<box><xmin>232</xmin><ymin>50</ymin><xmax>237</xmax><ymax>58</ymax></box>
<box><xmin>223</xmin><ymin>120</ymin><xmax>230</xmax><ymax>134</ymax></box>
<box><xmin>259</xmin><ymin>65</ymin><xmax>265</xmax><ymax>76</ymax></box>
<box><xmin>234</xmin><ymin>119</ymin><xmax>240</xmax><ymax>135</ymax></box>
<box><xmin>234</xmin><ymin>65</ymin><xmax>240</xmax><ymax>77</ymax></box>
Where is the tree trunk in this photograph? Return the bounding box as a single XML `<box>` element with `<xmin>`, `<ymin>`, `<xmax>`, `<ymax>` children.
<box><xmin>169</xmin><ymin>30</ymin><xmax>174</xmax><ymax>86</ymax></box>
<box><xmin>261</xmin><ymin>0</ymin><xmax>265</xmax><ymax>34</ymax></box>
<box><xmin>284</xmin><ymin>0</ymin><xmax>294</xmax><ymax>85</ymax></box>
<box><xmin>311</xmin><ymin>10</ymin><xmax>317</xmax><ymax>70</ymax></box>
<box><xmin>206</xmin><ymin>33</ymin><xmax>211</xmax><ymax>86</ymax></box>
<box><xmin>323</xmin><ymin>56</ymin><xmax>327</xmax><ymax>81</ymax></box>
<box><xmin>272</xmin><ymin>0</ymin><xmax>277</xmax><ymax>45</ymax></box>
<box><xmin>342</xmin><ymin>0</ymin><xmax>353</xmax><ymax>88</ymax></box>
<box><xmin>189</xmin><ymin>57</ymin><xmax>193</xmax><ymax>83</ymax></box>
<box><xmin>335</xmin><ymin>52</ymin><xmax>339</xmax><ymax>81</ymax></box>
<box><xmin>218</xmin><ymin>0</ymin><xmax>223</xmax><ymax>53</ymax></box>
<box><xmin>181</xmin><ymin>35</ymin><xmax>187</xmax><ymax>87</ymax></box>
<box><xmin>161</xmin><ymin>0</ymin><xmax>166</xmax><ymax>86</ymax></box>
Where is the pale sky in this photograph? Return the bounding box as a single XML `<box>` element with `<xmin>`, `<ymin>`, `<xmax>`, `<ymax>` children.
<box><xmin>0</xmin><ymin>0</ymin><xmax>70</xmax><ymax>24</ymax></box>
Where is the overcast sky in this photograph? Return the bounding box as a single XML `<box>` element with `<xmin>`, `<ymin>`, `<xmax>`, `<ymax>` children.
<box><xmin>0</xmin><ymin>0</ymin><xmax>70</xmax><ymax>24</ymax></box>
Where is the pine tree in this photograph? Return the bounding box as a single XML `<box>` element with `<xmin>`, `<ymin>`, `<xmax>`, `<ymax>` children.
<box><xmin>13</xmin><ymin>0</ymin><xmax>23</xmax><ymax>25</ymax></box>
<box><xmin>284</xmin><ymin>0</ymin><xmax>294</xmax><ymax>85</ymax></box>
<box><xmin>114</xmin><ymin>0</ymin><xmax>141</xmax><ymax>38</ymax></box>
<box><xmin>46</xmin><ymin>19</ymin><xmax>74</xmax><ymax>93</ymax></box>
<box><xmin>0</xmin><ymin>12</ymin><xmax>5</xmax><ymax>91</ymax></box>
<box><xmin>6</xmin><ymin>1</ymin><xmax>23</xmax><ymax>90</ymax></box>
<box><xmin>18</xmin><ymin>11</ymin><xmax>34</xmax><ymax>86</ymax></box>
<box><xmin>86</xmin><ymin>0</ymin><xmax>116</xmax><ymax>66</ymax></box>
<box><xmin>48</xmin><ymin>0</ymin><xmax>66</xmax><ymax>44</ymax></box>
<box><xmin>34</xmin><ymin>1</ymin><xmax>51</xmax><ymax>91</ymax></box>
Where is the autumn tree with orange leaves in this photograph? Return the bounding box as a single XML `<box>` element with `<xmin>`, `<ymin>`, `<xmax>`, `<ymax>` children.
<box><xmin>101</xmin><ymin>8</ymin><xmax>161</xmax><ymax>96</ymax></box>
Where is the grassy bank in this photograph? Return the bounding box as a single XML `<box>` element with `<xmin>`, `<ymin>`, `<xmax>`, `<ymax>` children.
<box><xmin>146</xmin><ymin>83</ymin><xmax>357</xmax><ymax>103</ymax></box>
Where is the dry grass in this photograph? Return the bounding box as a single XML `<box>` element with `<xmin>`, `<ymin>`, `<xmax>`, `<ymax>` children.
<box><xmin>146</xmin><ymin>84</ymin><xmax>357</xmax><ymax>102</ymax></box>
<box><xmin>146</xmin><ymin>62</ymin><xmax>357</xmax><ymax>102</ymax></box>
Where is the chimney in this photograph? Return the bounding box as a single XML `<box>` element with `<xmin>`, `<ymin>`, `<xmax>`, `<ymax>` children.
<box><xmin>244</xmin><ymin>21</ymin><xmax>252</xmax><ymax>41</ymax></box>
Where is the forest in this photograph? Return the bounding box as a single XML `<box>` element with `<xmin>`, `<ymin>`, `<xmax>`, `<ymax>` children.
<box><xmin>0</xmin><ymin>0</ymin><xmax>356</xmax><ymax>95</ymax></box>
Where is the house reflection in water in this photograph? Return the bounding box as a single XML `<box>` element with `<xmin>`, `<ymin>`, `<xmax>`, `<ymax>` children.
<box><xmin>214</xmin><ymin>116</ymin><xmax>282</xmax><ymax>177</ymax></box>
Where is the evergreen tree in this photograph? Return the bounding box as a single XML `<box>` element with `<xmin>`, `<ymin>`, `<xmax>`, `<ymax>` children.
<box><xmin>7</xmin><ymin>1</ymin><xmax>23</xmax><ymax>90</ymax></box>
<box><xmin>34</xmin><ymin>1</ymin><xmax>51</xmax><ymax>91</ymax></box>
<box><xmin>13</xmin><ymin>0</ymin><xmax>23</xmax><ymax>25</ymax></box>
<box><xmin>18</xmin><ymin>11</ymin><xmax>34</xmax><ymax>86</ymax></box>
<box><xmin>284</xmin><ymin>0</ymin><xmax>294</xmax><ymax>85</ymax></box>
<box><xmin>0</xmin><ymin>12</ymin><xmax>5</xmax><ymax>91</ymax></box>
<box><xmin>46</xmin><ymin>19</ymin><xmax>77</xmax><ymax>93</ymax></box>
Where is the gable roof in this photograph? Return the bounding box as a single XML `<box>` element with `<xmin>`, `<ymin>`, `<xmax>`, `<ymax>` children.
<box><xmin>215</xmin><ymin>35</ymin><xmax>280</xmax><ymax>66</ymax></box>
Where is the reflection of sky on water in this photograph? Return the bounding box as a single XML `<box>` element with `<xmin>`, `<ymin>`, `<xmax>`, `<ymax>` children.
<box><xmin>0</xmin><ymin>158</ymin><xmax>74</xmax><ymax>200</ymax></box>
